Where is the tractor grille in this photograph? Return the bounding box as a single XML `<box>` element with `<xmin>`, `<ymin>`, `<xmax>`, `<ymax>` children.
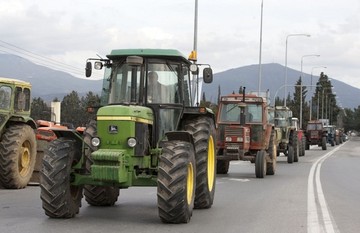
<box><xmin>225</xmin><ymin>125</ymin><xmax>243</xmax><ymax>150</ymax></box>
<box><xmin>310</xmin><ymin>131</ymin><xmax>320</xmax><ymax>139</ymax></box>
<box><xmin>225</xmin><ymin>126</ymin><xmax>243</xmax><ymax>137</ymax></box>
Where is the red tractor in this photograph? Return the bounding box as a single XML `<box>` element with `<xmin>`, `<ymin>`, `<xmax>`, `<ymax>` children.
<box><xmin>304</xmin><ymin>120</ymin><xmax>327</xmax><ymax>150</ymax></box>
<box><xmin>216</xmin><ymin>92</ymin><xmax>276</xmax><ymax>178</ymax></box>
<box><xmin>30</xmin><ymin>120</ymin><xmax>85</xmax><ymax>183</ymax></box>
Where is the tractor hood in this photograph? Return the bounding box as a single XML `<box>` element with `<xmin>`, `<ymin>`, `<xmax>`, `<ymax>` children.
<box><xmin>96</xmin><ymin>105</ymin><xmax>154</xmax><ymax>125</ymax></box>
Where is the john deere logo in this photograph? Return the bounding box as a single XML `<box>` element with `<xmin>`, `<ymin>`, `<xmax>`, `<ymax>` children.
<box><xmin>108</xmin><ymin>125</ymin><xmax>118</xmax><ymax>134</ymax></box>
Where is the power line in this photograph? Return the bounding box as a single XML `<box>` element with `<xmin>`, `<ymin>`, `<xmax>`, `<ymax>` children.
<box><xmin>0</xmin><ymin>39</ymin><xmax>103</xmax><ymax>79</ymax></box>
<box><xmin>0</xmin><ymin>40</ymin><xmax>82</xmax><ymax>74</ymax></box>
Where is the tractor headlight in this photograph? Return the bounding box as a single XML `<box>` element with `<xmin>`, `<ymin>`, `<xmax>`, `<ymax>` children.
<box><xmin>127</xmin><ymin>137</ymin><xmax>137</xmax><ymax>148</ymax></box>
<box><xmin>91</xmin><ymin>137</ymin><xmax>100</xmax><ymax>147</ymax></box>
<box><xmin>225</xmin><ymin>136</ymin><xmax>243</xmax><ymax>142</ymax></box>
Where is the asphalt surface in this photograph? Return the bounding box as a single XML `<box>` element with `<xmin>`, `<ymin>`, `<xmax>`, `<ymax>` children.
<box><xmin>1</xmin><ymin>137</ymin><xmax>359</xmax><ymax>233</ymax></box>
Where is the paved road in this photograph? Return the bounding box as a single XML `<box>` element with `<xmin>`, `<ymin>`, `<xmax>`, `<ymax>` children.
<box><xmin>1</xmin><ymin>137</ymin><xmax>359</xmax><ymax>233</ymax></box>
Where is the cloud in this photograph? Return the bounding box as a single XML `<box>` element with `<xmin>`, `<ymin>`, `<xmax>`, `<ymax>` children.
<box><xmin>0</xmin><ymin>0</ymin><xmax>359</xmax><ymax>89</ymax></box>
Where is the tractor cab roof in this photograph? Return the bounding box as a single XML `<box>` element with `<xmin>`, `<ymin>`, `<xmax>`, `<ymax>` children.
<box><xmin>0</xmin><ymin>77</ymin><xmax>31</xmax><ymax>88</ymax></box>
<box><xmin>107</xmin><ymin>49</ymin><xmax>191</xmax><ymax>64</ymax></box>
<box><xmin>220</xmin><ymin>93</ymin><xmax>265</xmax><ymax>103</ymax></box>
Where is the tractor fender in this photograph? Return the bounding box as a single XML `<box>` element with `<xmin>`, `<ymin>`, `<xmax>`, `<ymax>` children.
<box><xmin>165</xmin><ymin>131</ymin><xmax>195</xmax><ymax>146</ymax></box>
<box><xmin>182</xmin><ymin>106</ymin><xmax>216</xmax><ymax>125</ymax></box>
<box><xmin>51</xmin><ymin>127</ymin><xmax>83</xmax><ymax>143</ymax></box>
<box><xmin>48</xmin><ymin>128</ymin><xmax>84</xmax><ymax>161</ymax></box>
<box><xmin>8</xmin><ymin>116</ymin><xmax>37</xmax><ymax>129</ymax></box>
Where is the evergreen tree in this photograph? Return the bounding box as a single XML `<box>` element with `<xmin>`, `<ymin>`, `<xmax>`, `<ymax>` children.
<box><xmin>217</xmin><ymin>85</ymin><xmax>221</xmax><ymax>105</ymax></box>
<box><xmin>30</xmin><ymin>97</ymin><xmax>51</xmax><ymax>121</ymax></box>
<box><xmin>274</xmin><ymin>96</ymin><xmax>284</xmax><ymax>106</ymax></box>
<box><xmin>81</xmin><ymin>91</ymin><xmax>101</xmax><ymax>126</ymax></box>
<box><xmin>313</xmin><ymin>72</ymin><xmax>340</xmax><ymax>123</ymax></box>
<box><xmin>61</xmin><ymin>91</ymin><xmax>83</xmax><ymax>128</ymax></box>
<box><xmin>289</xmin><ymin>78</ymin><xmax>308</xmax><ymax>128</ymax></box>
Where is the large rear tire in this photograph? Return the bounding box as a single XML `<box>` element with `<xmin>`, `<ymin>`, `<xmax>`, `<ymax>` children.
<box><xmin>83</xmin><ymin>120</ymin><xmax>119</xmax><ymax>206</ymax></box>
<box><xmin>157</xmin><ymin>141</ymin><xmax>196</xmax><ymax>223</ymax></box>
<box><xmin>255</xmin><ymin>150</ymin><xmax>266</xmax><ymax>178</ymax></box>
<box><xmin>292</xmin><ymin>133</ymin><xmax>299</xmax><ymax>163</ymax></box>
<box><xmin>0</xmin><ymin>124</ymin><xmax>37</xmax><ymax>189</ymax></box>
<box><xmin>305</xmin><ymin>139</ymin><xmax>310</xmax><ymax>150</ymax></box>
<box><xmin>300</xmin><ymin>136</ymin><xmax>306</xmax><ymax>156</ymax></box>
<box><xmin>40</xmin><ymin>138</ymin><xmax>83</xmax><ymax>218</ymax></box>
<box><xmin>184</xmin><ymin>117</ymin><xmax>216</xmax><ymax>209</ymax></box>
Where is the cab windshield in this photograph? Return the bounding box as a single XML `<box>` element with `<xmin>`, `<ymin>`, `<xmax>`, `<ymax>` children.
<box><xmin>100</xmin><ymin>59</ymin><xmax>192</xmax><ymax>106</ymax></box>
<box><xmin>307</xmin><ymin>123</ymin><xmax>323</xmax><ymax>130</ymax></box>
<box><xmin>219</xmin><ymin>103</ymin><xmax>262</xmax><ymax>123</ymax></box>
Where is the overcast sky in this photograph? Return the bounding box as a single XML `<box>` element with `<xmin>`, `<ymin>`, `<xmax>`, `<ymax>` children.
<box><xmin>0</xmin><ymin>0</ymin><xmax>359</xmax><ymax>88</ymax></box>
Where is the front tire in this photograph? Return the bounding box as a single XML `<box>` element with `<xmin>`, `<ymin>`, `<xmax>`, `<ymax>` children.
<box><xmin>255</xmin><ymin>150</ymin><xmax>266</xmax><ymax>178</ymax></box>
<box><xmin>40</xmin><ymin>138</ymin><xmax>83</xmax><ymax>218</ymax></box>
<box><xmin>157</xmin><ymin>141</ymin><xmax>196</xmax><ymax>223</ymax></box>
<box><xmin>216</xmin><ymin>160</ymin><xmax>230</xmax><ymax>174</ymax></box>
<box><xmin>287</xmin><ymin>145</ymin><xmax>294</xmax><ymax>164</ymax></box>
<box><xmin>0</xmin><ymin>124</ymin><xmax>37</xmax><ymax>189</ymax></box>
<box><xmin>322</xmin><ymin>137</ymin><xmax>327</xmax><ymax>150</ymax></box>
<box><xmin>184</xmin><ymin>117</ymin><xmax>216</xmax><ymax>209</ymax></box>
<box><xmin>83</xmin><ymin>120</ymin><xmax>119</xmax><ymax>206</ymax></box>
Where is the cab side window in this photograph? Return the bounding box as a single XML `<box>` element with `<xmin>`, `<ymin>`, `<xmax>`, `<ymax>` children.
<box><xmin>14</xmin><ymin>87</ymin><xmax>30</xmax><ymax>111</ymax></box>
<box><xmin>24</xmin><ymin>88</ymin><xmax>31</xmax><ymax>111</ymax></box>
<box><xmin>0</xmin><ymin>86</ymin><xmax>12</xmax><ymax>109</ymax></box>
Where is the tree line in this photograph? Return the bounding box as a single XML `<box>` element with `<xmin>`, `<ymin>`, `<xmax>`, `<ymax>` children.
<box><xmin>201</xmin><ymin>72</ymin><xmax>360</xmax><ymax>133</ymax></box>
<box><xmin>30</xmin><ymin>91</ymin><xmax>100</xmax><ymax>128</ymax></box>
<box><xmin>30</xmin><ymin>75</ymin><xmax>360</xmax><ymax>133</ymax></box>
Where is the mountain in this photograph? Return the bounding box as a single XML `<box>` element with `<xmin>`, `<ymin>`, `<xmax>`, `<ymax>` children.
<box><xmin>203</xmin><ymin>63</ymin><xmax>360</xmax><ymax>109</ymax></box>
<box><xmin>1</xmin><ymin>54</ymin><xmax>359</xmax><ymax>109</ymax></box>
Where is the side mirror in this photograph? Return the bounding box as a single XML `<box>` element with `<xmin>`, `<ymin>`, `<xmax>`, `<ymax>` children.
<box><xmin>203</xmin><ymin>67</ymin><xmax>213</xmax><ymax>83</ymax></box>
<box><xmin>85</xmin><ymin>61</ymin><xmax>92</xmax><ymax>77</ymax></box>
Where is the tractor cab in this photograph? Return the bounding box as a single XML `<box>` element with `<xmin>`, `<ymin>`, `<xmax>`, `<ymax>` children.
<box><xmin>85</xmin><ymin>49</ymin><xmax>213</xmax><ymax>148</ymax></box>
<box><xmin>0</xmin><ymin>78</ymin><xmax>33</xmax><ymax>127</ymax></box>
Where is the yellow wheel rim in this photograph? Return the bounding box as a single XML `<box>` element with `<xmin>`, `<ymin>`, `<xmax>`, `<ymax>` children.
<box><xmin>207</xmin><ymin>135</ymin><xmax>215</xmax><ymax>191</ymax></box>
<box><xmin>273</xmin><ymin>144</ymin><xmax>277</xmax><ymax>160</ymax></box>
<box><xmin>19</xmin><ymin>141</ymin><xmax>31</xmax><ymax>177</ymax></box>
<box><xmin>186</xmin><ymin>162</ymin><xmax>194</xmax><ymax>205</ymax></box>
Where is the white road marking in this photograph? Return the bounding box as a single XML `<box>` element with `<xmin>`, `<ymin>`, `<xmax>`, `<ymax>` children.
<box><xmin>228</xmin><ymin>178</ymin><xmax>250</xmax><ymax>182</ymax></box>
<box><xmin>307</xmin><ymin>145</ymin><xmax>343</xmax><ymax>233</ymax></box>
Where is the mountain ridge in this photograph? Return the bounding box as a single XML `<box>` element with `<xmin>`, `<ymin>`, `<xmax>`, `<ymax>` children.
<box><xmin>203</xmin><ymin>63</ymin><xmax>360</xmax><ymax>109</ymax></box>
<box><xmin>0</xmin><ymin>54</ymin><xmax>359</xmax><ymax>109</ymax></box>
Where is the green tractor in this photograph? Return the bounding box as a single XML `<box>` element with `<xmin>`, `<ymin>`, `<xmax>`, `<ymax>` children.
<box><xmin>0</xmin><ymin>77</ymin><xmax>37</xmax><ymax>189</ymax></box>
<box><xmin>273</xmin><ymin>106</ymin><xmax>299</xmax><ymax>163</ymax></box>
<box><xmin>40</xmin><ymin>49</ymin><xmax>216</xmax><ymax>223</ymax></box>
